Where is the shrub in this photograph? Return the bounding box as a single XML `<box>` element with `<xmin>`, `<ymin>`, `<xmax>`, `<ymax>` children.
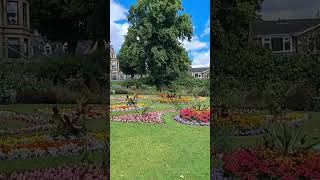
<box><xmin>50</xmin><ymin>86</ymin><xmax>82</xmax><ymax>104</ymax></box>
<box><xmin>111</xmin><ymin>84</ymin><xmax>135</xmax><ymax>94</ymax></box>
<box><xmin>16</xmin><ymin>90</ymin><xmax>58</xmax><ymax>104</ymax></box>
<box><xmin>284</xmin><ymin>82</ymin><xmax>312</xmax><ymax>111</ymax></box>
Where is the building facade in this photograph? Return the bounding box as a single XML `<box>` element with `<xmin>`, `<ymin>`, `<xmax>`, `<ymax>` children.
<box><xmin>189</xmin><ymin>67</ymin><xmax>209</xmax><ymax>79</ymax></box>
<box><xmin>0</xmin><ymin>0</ymin><xmax>32</xmax><ymax>59</ymax></box>
<box><xmin>110</xmin><ymin>45</ymin><xmax>127</xmax><ymax>81</ymax></box>
<box><xmin>250</xmin><ymin>18</ymin><xmax>320</xmax><ymax>54</ymax></box>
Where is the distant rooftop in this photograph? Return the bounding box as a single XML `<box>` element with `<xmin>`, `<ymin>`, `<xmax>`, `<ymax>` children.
<box><xmin>250</xmin><ymin>18</ymin><xmax>320</xmax><ymax>35</ymax></box>
<box><xmin>189</xmin><ymin>67</ymin><xmax>209</xmax><ymax>73</ymax></box>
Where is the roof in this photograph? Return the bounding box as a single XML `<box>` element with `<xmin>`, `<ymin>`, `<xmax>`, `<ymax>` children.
<box><xmin>189</xmin><ymin>67</ymin><xmax>209</xmax><ymax>73</ymax></box>
<box><xmin>250</xmin><ymin>18</ymin><xmax>320</xmax><ymax>36</ymax></box>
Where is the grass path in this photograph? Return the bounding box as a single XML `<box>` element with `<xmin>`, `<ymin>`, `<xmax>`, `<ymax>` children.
<box><xmin>111</xmin><ymin>112</ymin><xmax>210</xmax><ymax>180</ymax></box>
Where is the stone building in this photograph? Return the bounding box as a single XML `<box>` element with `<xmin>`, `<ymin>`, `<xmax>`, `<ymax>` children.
<box><xmin>110</xmin><ymin>45</ymin><xmax>127</xmax><ymax>81</ymax></box>
<box><xmin>0</xmin><ymin>0</ymin><xmax>31</xmax><ymax>59</ymax></box>
<box><xmin>250</xmin><ymin>18</ymin><xmax>320</xmax><ymax>54</ymax></box>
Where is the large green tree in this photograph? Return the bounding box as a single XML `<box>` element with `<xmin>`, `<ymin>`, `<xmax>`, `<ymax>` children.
<box><xmin>118</xmin><ymin>0</ymin><xmax>193</xmax><ymax>89</ymax></box>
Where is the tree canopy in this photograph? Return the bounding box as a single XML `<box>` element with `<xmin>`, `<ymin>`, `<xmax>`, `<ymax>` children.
<box><xmin>117</xmin><ymin>0</ymin><xmax>193</xmax><ymax>89</ymax></box>
<box><xmin>30</xmin><ymin>0</ymin><xmax>108</xmax><ymax>54</ymax></box>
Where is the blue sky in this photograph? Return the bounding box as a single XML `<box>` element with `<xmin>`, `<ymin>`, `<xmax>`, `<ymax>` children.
<box><xmin>110</xmin><ymin>0</ymin><xmax>210</xmax><ymax>68</ymax></box>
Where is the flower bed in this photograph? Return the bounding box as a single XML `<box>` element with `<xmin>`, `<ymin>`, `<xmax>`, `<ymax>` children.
<box><xmin>174</xmin><ymin>108</ymin><xmax>210</xmax><ymax>126</ymax></box>
<box><xmin>112</xmin><ymin>110</ymin><xmax>176</xmax><ymax>124</ymax></box>
<box><xmin>0</xmin><ymin>165</ymin><xmax>107</xmax><ymax>180</ymax></box>
<box><xmin>215</xmin><ymin>112</ymin><xmax>308</xmax><ymax>136</ymax></box>
<box><xmin>0</xmin><ymin>124</ymin><xmax>56</xmax><ymax>136</ymax></box>
<box><xmin>154</xmin><ymin>97</ymin><xmax>192</xmax><ymax>104</ymax></box>
<box><xmin>217</xmin><ymin>114</ymin><xmax>265</xmax><ymax>136</ymax></box>
<box><xmin>0</xmin><ymin>111</ymin><xmax>55</xmax><ymax>136</ymax></box>
<box><xmin>111</xmin><ymin>95</ymin><xmax>145</xmax><ymax>100</ymax></box>
<box><xmin>222</xmin><ymin>148</ymin><xmax>320</xmax><ymax>179</ymax></box>
<box><xmin>0</xmin><ymin>135</ymin><xmax>105</xmax><ymax>160</ymax></box>
<box><xmin>267</xmin><ymin>112</ymin><xmax>308</xmax><ymax>125</ymax></box>
<box><xmin>111</xmin><ymin>103</ymin><xmax>147</xmax><ymax>112</ymax></box>
<box><xmin>0</xmin><ymin>111</ymin><xmax>49</xmax><ymax>125</ymax></box>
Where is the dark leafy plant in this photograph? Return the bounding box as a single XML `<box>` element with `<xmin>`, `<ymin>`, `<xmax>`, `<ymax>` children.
<box><xmin>262</xmin><ymin>123</ymin><xmax>320</xmax><ymax>156</ymax></box>
<box><xmin>52</xmin><ymin>97</ymin><xmax>88</xmax><ymax>137</ymax></box>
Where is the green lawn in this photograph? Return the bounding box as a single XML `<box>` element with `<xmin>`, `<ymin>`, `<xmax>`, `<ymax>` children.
<box><xmin>111</xmin><ymin>95</ymin><xmax>210</xmax><ymax>180</ymax></box>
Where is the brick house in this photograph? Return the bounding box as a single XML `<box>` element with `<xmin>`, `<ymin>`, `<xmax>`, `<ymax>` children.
<box><xmin>250</xmin><ymin>18</ymin><xmax>320</xmax><ymax>54</ymax></box>
<box><xmin>0</xmin><ymin>0</ymin><xmax>32</xmax><ymax>59</ymax></box>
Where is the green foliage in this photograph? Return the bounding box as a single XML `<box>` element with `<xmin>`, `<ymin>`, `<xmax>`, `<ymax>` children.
<box><xmin>213</xmin><ymin>47</ymin><xmax>320</xmax><ymax>109</ymax></box>
<box><xmin>111</xmin><ymin>76</ymin><xmax>209</xmax><ymax>96</ymax></box>
<box><xmin>111</xmin><ymin>83</ymin><xmax>135</xmax><ymax>94</ymax></box>
<box><xmin>212</xmin><ymin>0</ymin><xmax>320</xmax><ymax>110</ymax></box>
<box><xmin>0</xmin><ymin>53</ymin><xmax>106</xmax><ymax>104</ymax></box>
<box><xmin>169</xmin><ymin>76</ymin><xmax>209</xmax><ymax>96</ymax></box>
<box><xmin>52</xmin><ymin>97</ymin><xmax>88</xmax><ymax>137</ymax></box>
<box><xmin>118</xmin><ymin>0</ymin><xmax>193</xmax><ymax>88</ymax></box>
<box><xmin>211</xmin><ymin>115</ymin><xmax>233</xmax><ymax>155</ymax></box>
<box><xmin>262</xmin><ymin>123</ymin><xmax>320</xmax><ymax>156</ymax></box>
<box><xmin>28</xmin><ymin>53</ymin><xmax>107</xmax><ymax>93</ymax></box>
<box><xmin>0</xmin><ymin>68</ymin><xmax>52</xmax><ymax>104</ymax></box>
<box><xmin>30</xmin><ymin>0</ymin><xmax>103</xmax><ymax>53</ymax></box>
<box><xmin>192</xmin><ymin>101</ymin><xmax>209</xmax><ymax>111</ymax></box>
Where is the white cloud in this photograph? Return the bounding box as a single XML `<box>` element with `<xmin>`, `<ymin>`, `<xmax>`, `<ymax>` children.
<box><xmin>191</xmin><ymin>50</ymin><xmax>210</xmax><ymax>68</ymax></box>
<box><xmin>110</xmin><ymin>0</ymin><xmax>129</xmax><ymax>51</ymax></box>
<box><xmin>181</xmin><ymin>36</ymin><xmax>208</xmax><ymax>51</ymax></box>
<box><xmin>201</xmin><ymin>19</ymin><xmax>210</xmax><ymax>37</ymax></box>
<box><xmin>110</xmin><ymin>0</ymin><xmax>128</xmax><ymax>22</ymax></box>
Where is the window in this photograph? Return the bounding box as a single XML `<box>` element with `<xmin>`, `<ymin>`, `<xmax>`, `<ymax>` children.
<box><xmin>23</xmin><ymin>3</ymin><xmax>28</xmax><ymax>26</ymax></box>
<box><xmin>271</xmin><ymin>38</ymin><xmax>283</xmax><ymax>51</ymax></box>
<box><xmin>111</xmin><ymin>62</ymin><xmax>117</xmax><ymax>70</ymax></box>
<box><xmin>253</xmin><ymin>37</ymin><xmax>263</xmax><ymax>46</ymax></box>
<box><xmin>261</xmin><ymin>37</ymin><xmax>292</xmax><ymax>52</ymax></box>
<box><xmin>257</xmin><ymin>38</ymin><xmax>262</xmax><ymax>46</ymax></box>
<box><xmin>7</xmin><ymin>38</ymin><xmax>20</xmax><ymax>58</ymax></box>
<box><xmin>308</xmin><ymin>38</ymin><xmax>315</xmax><ymax>51</ymax></box>
<box><xmin>23</xmin><ymin>39</ymin><xmax>28</xmax><ymax>57</ymax></box>
<box><xmin>7</xmin><ymin>1</ymin><xmax>18</xmax><ymax>25</ymax></box>
<box><xmin>44</xmin><ymin>43</ymin><xmax>52</xmax><ymax>56</ymax></box>
<box><xmin>62</xmin><ymin>42</ymin><xmax>68</xmax><ymax>53</ymax></box>
<box><xmin>284</xmin><ymin>38</ymin><xmax>291</xmax><ymax>51</ymax></box>
<box><xmin>263</xmin><ymin>38</ymin><xmax>271</xmax><ymax>49</ymax></box>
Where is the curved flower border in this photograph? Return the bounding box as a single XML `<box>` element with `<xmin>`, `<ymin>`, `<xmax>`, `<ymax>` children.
<box><xmin>0</xmin><ymin>165</ymin><xmax>108</xmax><ymax>179</ymax></box>
<box><xmin>174</xmin><ymin>115</ymin><xmax>210</xmax><ymax>126</ymax></box>
<box><xmin>112</xmin><ymin>110</ymin><xmax>176</xmax><ymax>124</ymax></box>
<box><xmin>0</xmin><ymin>136</ymin><xmax>106</xmax><ymax>161</ymax></box>
<box><xmin>226</xmin><ymin>113</ymin><xmax>309</xmax><ymax>137</ymax></box>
